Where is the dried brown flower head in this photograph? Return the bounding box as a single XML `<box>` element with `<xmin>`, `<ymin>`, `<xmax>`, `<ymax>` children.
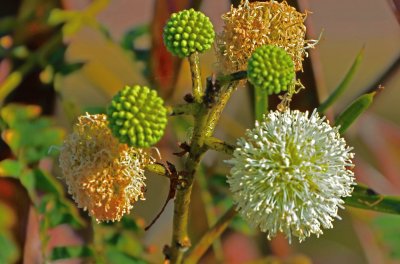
<box><xmin>59</xmin><ymin>114</ymin><xmax>152</xmax><ymax>222</ymax></box>
<box><xmin>216</xmin><ymin>0</ymin><xmax>314</xmax><ymax>73</ymax></box>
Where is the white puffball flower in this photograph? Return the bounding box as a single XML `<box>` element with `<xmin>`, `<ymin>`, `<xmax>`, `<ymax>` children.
<box><xmin>226</xmin><ymin>109</ymin><xmax>355</xmax><ymax>242</ymax></box>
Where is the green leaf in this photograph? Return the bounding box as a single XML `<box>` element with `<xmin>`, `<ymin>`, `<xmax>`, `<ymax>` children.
<box><xmin>22</xmin><ymin>169</ymin><xmax>85</xmax><ymax>229</ymax></box>
<box><xmin>38</xmin><ymin>194</ymin><xmax>85</xmax><ymax>229</ymax></box>
<box><xmin>34</xmin><ymin>169</ymin><xmax>85</xmax><ymax>229</ymax></box>
<box><xmin>254</xmin><ymin>86</ymin><xmax>268</xmax><ymax>121</ymax></box>
<box><xmin>209</xmin><ymin>174</ymin><xmax>229</xmax><ymax>189</ymax></box>
<box><xmin>120</xmin><ymin>25</ymin><xmax>150</xmax><ymax>51</ymax></box>
<box><xmin>58</xmin><ymin>62</ymin><xmax>86</xmax><ymax>76</ymax></box>
<box><xmin>0</xmin><ymin>233</ymin><xmax>19</xmax><ymax>264</ymax></box>
<box><xmin>20</xmin><ymin>169</ymin><xmax>38</xmax><ymax>203</ymax></box>
<box><xmin>1</xmin><ymin>103</ymin><xmax>41</xmax><ymax>127</ymax></box>
<box><xmin>120</xmin><ymin>217</ymin><xmax>141</xmax><ymax>232</ymax></box>
<box><xmin>335</xmin><ymin>92</ymin><xmax>375</xmax><ymax>134</ymax></box>
<box><xmin>106</xmin><ymin>247</ymin><xmax>147</xmax><ymax>264</ymax></box>
<box><xmin>318</xmin><ymin>47</ymin><xmax>364</xmax><ymax>113</ymax></box>
<box><xmin>345</xmin><ymin>184</ymin><xmax>400</xmax><ymax>214</ymax></box>
<box><xmin>0</xmin><ymin>159</ymin><xmax>25</xmax><ymax>178</ymax></box>
<box><xmin>373</xmin><ymin>215</ymin><xmax>400</xmax><ymax>259</ymax></box>
<box><xmin>33</xmin><ymin>169</ymin><xmax>63</xmax><ymax>194</ymax></box>
<box><xmin>0</xmin><ymin>203</ymin><xmax>15</xmax><ymax>230</ymax></box>
<box><xmin>83</xmin><ymin>106</ymin><xmax>106</xmax><ymax>115</ymax></box>
<box><xmin>230</xmin><ymin>215</ymin><xmax>255</xmax><ymax>236</ymax></box>
<box><xmin>3</xmin><ymin>116</ymin><xmax>64</xmax><ymax>163</ymax></box>
<box><xmin>50</xmin><ymin>245</ymin><xmax>93</xmax><ymax>261</ymax></box>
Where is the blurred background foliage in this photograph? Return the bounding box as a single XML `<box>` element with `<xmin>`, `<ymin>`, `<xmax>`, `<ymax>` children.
<box><xmin>0</xmin><ymin>0</ymin><xmax>399</xmax><ymax>263</ymax></box>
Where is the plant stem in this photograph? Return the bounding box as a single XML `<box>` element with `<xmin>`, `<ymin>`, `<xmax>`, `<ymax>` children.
<box><xmin>188</xmin><ymin>52</ymin><xmax>203</xmax><ymax>103</ymax></box>
<box><xmin>317</xmin><ymin>47</ymin><xmax>364</xmax><ymax>113</ymax></box>
<box><xmin>254</xmin><ymin>86</ymin><xmax>268</xmax><ymax>121</ymax></box>
<box><xmin>167</xmin><ymin>103</ymin><xmax>199</xmax><ymax>116</ymax></box>
<box><xmin>169</xmin><ymin>78</ymin><xmax>238</xmax><ymax>263</ymax></box>
<box><xmin>169</xmin><ymin>101</ymin><xmax>211</xmax><ymax>263</ymax></box>
<box><xmin>217</xmin><ymin>70</ymin><xmax>247</xmax><ymax>86</ymax></box>
<box><xmin>184</xmin><ymin>206</ymin><xmax>237</xmax><ymax>264</ymax></box>
<box><xmin>204</xmin><ymin>137</ymin><xmax>235</xmax><ymax>155</ymax></box>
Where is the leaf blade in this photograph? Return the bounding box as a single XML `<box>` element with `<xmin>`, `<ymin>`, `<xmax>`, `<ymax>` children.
<box><xmin>345</xmin><ymin>184</ymin><xmax>400</xmax><ymax>214</ymax></box>
<box><xmin>318</xmin><ymin>47</ymin><xmax>364</xmax><ymax>113</ymax></box>
<box><xmin>335</xmin><ymin>91</ymin><xmax>375</xmax><ymax>134</ymax></box>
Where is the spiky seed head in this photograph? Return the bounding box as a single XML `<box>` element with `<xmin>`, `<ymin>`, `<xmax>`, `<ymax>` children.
<box><xmin>163</xmin><ymin>8</ymin><xmax>215</xmax><ymax>58</ymax></box>
<box><xmin>226</xmin><ymin>110</ymin><xmax>355</xmax><ymax>242</ymax></box>
<box><xmin>107</xmin><ymin>85</ymin><xmax>168</xmax><ymax>148</ymax></box>
<box><xmin>248</xmin><ymin>45</ymin><xmax>295</xmax><ymax>95</ymax></box>
<box><xmin>216</xmin><ymin>0</ymin><xmax>310</xmax><ymax>73</ymax></box>
<box><xmin>59</xmin><ymin>114</ymin><xmax>152</xmax><ymax>222</ymax></box>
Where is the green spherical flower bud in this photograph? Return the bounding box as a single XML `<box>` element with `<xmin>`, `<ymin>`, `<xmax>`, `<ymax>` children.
<box><xmin>247</xmin><ymin>45</ymin><xmax>295</xmax><ymax>95</ymax></box>
<box><xmin>107</xmin><ymin>85</ymin><xmax>168</xmax><ymax>148</ymax></box>
<box><xmin>163</xmin><ymin>9</ymin><xmax>215</xmax><ymax>58</ymax></box>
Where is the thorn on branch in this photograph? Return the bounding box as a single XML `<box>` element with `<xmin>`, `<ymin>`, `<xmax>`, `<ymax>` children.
<box><xmin>204</xmin><ymin>73</ymin><xmax>222</xmax><ymax>108</ymax></box>
<box><xmin>163</xmin><ymin>245</ymin><xmax>171</xmax><ymax>261</ymax></box>
<box><xmin>184</xmin><ymin>93</ymin><xmax>195</xmax><ymax>103</ymax></box>
<box><xmin>173</xmin><ymin>142</ymin><xmax>191</xmax><ymax>157</ymax></box>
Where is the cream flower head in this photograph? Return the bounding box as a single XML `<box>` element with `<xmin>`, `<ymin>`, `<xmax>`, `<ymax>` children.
<box><xmin>216</xmin><ymin>0</ymin><xmax>315</xmax><ymax>73</ymax></box>
<box><xmin>226</xmin><ymin>110</ymin><xmax>355</xmax><ymax>242</ymax></box>
<box><xmin>59</xmin><ymin>114</ymin><xmax>152</xmax><ymax>222</ymax></box>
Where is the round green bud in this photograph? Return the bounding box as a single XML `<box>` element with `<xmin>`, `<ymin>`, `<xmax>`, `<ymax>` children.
<box><xmin>247</xmin><ymin>45</ymin><xmax>295</xmax><ymax>95</ymax></box>
<box><xmin>163</xmin><ymin>9</ymin><xmax>215</xmax><ymax>58</ymax></box>
<box><xmin>107</xmin><ymin>85</ymin><xmax>168</xmax><ymax>148</ymax></box>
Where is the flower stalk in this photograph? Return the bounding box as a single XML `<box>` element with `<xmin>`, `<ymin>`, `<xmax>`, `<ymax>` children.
<box><xmin>169</xmin><ymin>67</ymin><xmax>238</xmax><ymax>264</ymax></box>
<box><xmin>189</xmin><ymin>52</ymin><xmax>203</xmax><ymax>104</ymax></box>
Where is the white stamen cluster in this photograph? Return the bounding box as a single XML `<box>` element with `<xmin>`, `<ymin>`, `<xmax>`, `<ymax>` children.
<box><xmin>226</xmin><ymin>109</ymin><xmax>355</xmax><ymax>242</ymax></box>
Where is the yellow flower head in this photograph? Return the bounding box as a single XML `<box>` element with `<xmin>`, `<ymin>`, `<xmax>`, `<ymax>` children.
<box><xmin>216</xmin><ymin>0</ymin><xmax>312</xmax><ymax>73</ymax></box>
<box><xmin>59</xmin><ymin>114</ymin><xmax>152</xmax><ymax>222</ymax></box>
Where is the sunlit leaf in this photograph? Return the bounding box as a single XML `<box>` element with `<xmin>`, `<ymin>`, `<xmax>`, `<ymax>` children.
<box><xmin>0</xmin><ymin>203</ymin><xmax>15</xmax><ymax>229</ymax></box>
<box><xmin>0</xmin><ymin>233</ymin><xmax>19</xmax><ymax>264</ymax></box>
<box><xmin>2</xmin><ymin>111</ymin><xmax>65</xmax><ymax>163</ymax></box>
<box><xmin>0</xmin><ymin>72</ymin><xmax>23</xmax><ymax>103</ymax></box>
<box><xmin>0</xmin><ymin>159</ymin><xmax>25</xmax><ymax>178</ymax></box>
<box><xmin>0</xmin><ymin>103</ymin><xmax>41</xmax><ymax>127</ymax></box>
<box><xmin>318</xmin><ymin>47</ymin><xmax>364</xmax><ymax>113</ymax></box>
<box><xmin>48</xmin><ymin>9</ymin><xmax>77</xmax><ymax>25</ymax></box>
<box><xmin>106</xmin><ymin>247</ymin><xmax>147</xmax><ymax>264</ymax></box>
<box><xmin>19</xmin><ymin>169</ymin><xmax>38</xmax><ymax>203</ymax></box>
<box><xmin>50</xmin><ymin>245</ymin><xmax>93</xmax><ymax>261</ymax></box>
<box><xmin>335</xmin><ymin>92</ymin><xmax>375</xmax><ymax>134</ymax></box>
<box><xmin>48</xmin><ymin>0</ymin><xmax>109</xmax><ymax>37</ymax></box>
